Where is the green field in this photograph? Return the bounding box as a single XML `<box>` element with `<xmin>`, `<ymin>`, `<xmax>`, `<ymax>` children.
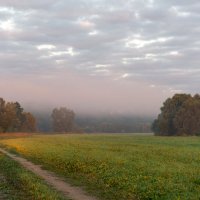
<box><xmin>0</xmin><ymin>134</ymin><xmax>200</xmax><ymax>200</ymax></box>
<box><xmin>0</xmin><ymin>152</ymin><xmax>65</xmax><ymax>200</ymax></box>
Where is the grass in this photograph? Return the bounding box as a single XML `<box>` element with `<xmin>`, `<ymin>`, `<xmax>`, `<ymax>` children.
<box><xmin>0</xmin><ymin>152</ymin><xmax>66</xmax><ymax>200</ymax></box>
<box><xmin>0</xmin><ymin>134</ymin><xmax>200</xmax><ymax>200</ymax></box>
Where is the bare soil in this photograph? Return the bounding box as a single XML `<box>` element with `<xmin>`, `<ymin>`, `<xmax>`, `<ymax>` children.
<box><xmin>0</xmin><ymin>148</ymin><xmax>97</xmax><ymax>200</ymax></box>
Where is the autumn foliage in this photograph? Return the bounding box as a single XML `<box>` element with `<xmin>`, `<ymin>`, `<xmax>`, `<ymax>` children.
<box><xmin>0</xmin><ymin>98</ymin><xmax>36</xmax><ymax>133</ymax></box>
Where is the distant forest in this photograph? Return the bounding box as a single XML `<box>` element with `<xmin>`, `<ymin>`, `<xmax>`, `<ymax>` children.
<box><xmin>0</xmin><ymin>97</ymin><xmax>153</xmax><ymax>133</ymax></box>
<box><xmin>35</xmin><ymin>112</ymin><xmax>153</xmax><ymax>133</ymax></box>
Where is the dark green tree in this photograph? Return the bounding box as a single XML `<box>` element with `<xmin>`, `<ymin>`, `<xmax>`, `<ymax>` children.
<box><xmin>174</xmin><ymin>96</ymin><xmax>200</xmax><ymax>136</ymax></box>
<box><xmin>152</xmin><ymin>94</ymin><xmax>194</xmax><ymax>136</ymax></box>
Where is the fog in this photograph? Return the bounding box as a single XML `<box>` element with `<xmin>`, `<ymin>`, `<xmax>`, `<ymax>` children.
<box><xmin>0</xmin><ymin>69</ymin><xmax>172</xmax><ymax>116</ymax></box>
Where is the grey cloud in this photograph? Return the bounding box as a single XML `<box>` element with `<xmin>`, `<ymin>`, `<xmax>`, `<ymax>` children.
<box><xmin>0</xmin><ymin>0</ymin><xmax>56</xmax><ymax>10</ymax></box>
<box><xmin>0</xmin><ymin>0</ymin><xmax>200</xmax><ymax>115</ymax></box>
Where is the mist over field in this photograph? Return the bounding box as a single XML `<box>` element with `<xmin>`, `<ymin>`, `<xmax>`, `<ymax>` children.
<box><xmin>0</xmin><ymin>71</ymin><xmax>170</xmax><ymax>116</ymax></box>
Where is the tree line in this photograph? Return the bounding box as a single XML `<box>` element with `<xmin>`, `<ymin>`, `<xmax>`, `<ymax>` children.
<box><xmin>0</xmin><ymin>98</ymin><xmax>76</xmax><ymax>133</ymax></box>
<box><xmin>152</xmin><ymin>93</ymin><xmax>200</xmax><ymax>136</ymax></box>
<box><xmin>4</xmin><ymin>93</ymin><xmax>200</xmax><ymax>136</ymax></box>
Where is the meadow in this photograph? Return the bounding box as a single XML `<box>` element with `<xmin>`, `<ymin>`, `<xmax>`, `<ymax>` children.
<box><xmin>0</xmin><ymin>134</ymin><xmax>200</xmax><ymax>200</ymax></box>
<box><xmin>0</xmin><ymin>152</ymin><xmax>66</xmax><ymax>200</ymax></box>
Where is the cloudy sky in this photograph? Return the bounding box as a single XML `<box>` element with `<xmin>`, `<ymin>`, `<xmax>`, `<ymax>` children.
<box><xmin>0</xmin><ymin>0</ymin><xmax>200</xmax><ymax>115</ymax></box>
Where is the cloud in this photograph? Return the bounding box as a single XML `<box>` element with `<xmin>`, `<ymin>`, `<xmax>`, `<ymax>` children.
<box><xmin>37</xmin><ymin>44</ymin><xmax>56</xmax><ymax>50</ymax></box>
<box><xmin>0</xmin><ymin>0</ymin><xmax>200</xmax><ymax>115</ymax></box>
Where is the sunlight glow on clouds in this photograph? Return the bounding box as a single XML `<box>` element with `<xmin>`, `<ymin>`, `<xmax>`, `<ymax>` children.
<box><xmin>170</xmin><ymin>6</ymin><xmax>191</xmax><ymax>17</ymax></box>
<box><xmin>37</xmin><ymin>44</ymin><xmax>56</xmax><ymax>50</ymax></box>
<box><xmin>121</xmin><ymin>73</ymin><xmax>130</xmax><ymax>79</ymax></box>
<box><xmin>88</xmin><ymin>30</ymin><xmax>98</xmax><ymax>36</ymax></box>
<box><xmin>0</xmin><ymin>7</ymin><xmax>15</xmax><ymax>14</ymax></box>
<box><xmin>0</xmin><ymin>19</ymin><xmax>15</xmax><ymax>31</ymax></box>
<box><xmin>49</xmin><ymin>47</ymin><xmax>78</xmax><ymax>57</ymax></box>
<box><xmin>125</xmin><ymin>37</ymin><xmax>173</xmax><ymax>48</ymax></box>
<box><xmin>95</xmin><ymin>64</ymin><xmax>111</xmax><ymax>68</ymax></box>
<box><xmin>77</xmin><ymin>18</ymin><xmax>95</xmax><ymax>28</ymax></box>
<box><xmin>169</xmin><ymin>51</ymin><xmax>181</xmax><ymax>56</ymax></box>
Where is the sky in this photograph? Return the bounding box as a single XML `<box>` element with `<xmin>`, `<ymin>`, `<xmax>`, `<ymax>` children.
<box><xmin>0</xmin><ymin>0</ymin><xmax>200</xmax><ymax>116</ymax></box>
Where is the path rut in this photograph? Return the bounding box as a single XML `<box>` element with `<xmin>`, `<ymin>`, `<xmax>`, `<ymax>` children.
<box><xmin>0</xmin><ymin>148</ymin><xmax>97</xmax><ymax>200</ymax></box>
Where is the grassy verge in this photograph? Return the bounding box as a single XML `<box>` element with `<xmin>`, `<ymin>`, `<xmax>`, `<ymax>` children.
<box><xmin>0</xmin><ymin>134</ymin><xmax>200</xmax><ymax>200</ymax></box>
<box><xmin>0</xmin><ymin>152</ymin><xmax>66</xmax><ymax>200</ymax></box>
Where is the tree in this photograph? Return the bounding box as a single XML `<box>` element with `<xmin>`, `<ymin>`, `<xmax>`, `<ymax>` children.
<box><xmin>152</xmin><ymin>94</ymin><xmax>191</xmax><ymax>136</ymax></box>
<box><xmin>0</xmin><ymin>98</ymin><xmax>6</xmax><ymax>132</ymax></box>
<box><xmin>0</xmin><ymin>98</ymin><xmax>36</xmax><ymax>133</ymax></box>
<box><xmin>174</xmin><ymin>96</ymin><xmax>200</xmax><ymax>136</ymax></box>
<box><xmin>152</xmin><ymin>93</ymin><xmax>200</xmax><ymax>136</ymax></box>
<box><xmin>21</xmin><ymin>112</ymin><xmax>37</xmax><ymax>132</ymax></box>
<box><xmin>2</xmin><ymin>102</ymin><xmax>20</xmax><ymax>132</ymax></box>
<box><xmin>51</xmin><ymin>107</ymin><xmax>75</xmax><ymax>133</ymax></box>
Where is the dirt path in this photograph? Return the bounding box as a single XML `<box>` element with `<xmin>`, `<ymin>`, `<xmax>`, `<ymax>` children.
<box><xmin>0</xmin><ymin>148</ymin><xmax>97</xmax><ymax>200</ymax></box>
